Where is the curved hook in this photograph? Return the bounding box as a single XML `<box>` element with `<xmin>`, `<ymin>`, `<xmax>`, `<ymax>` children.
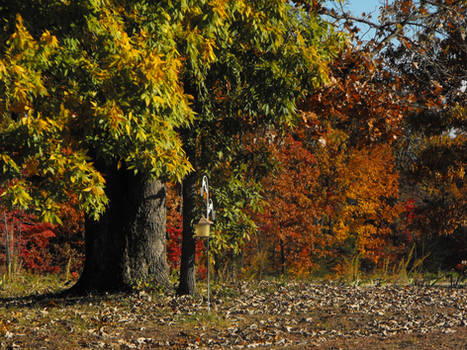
<box><xmin>201</xmin><ymin>175</ymin><xmax>209</xmax><ymax>197</ymax></box>
<box><xmin>207</xmin><ymin>198</ymin><xmax>215</xmax><ymax>221</ymax></box>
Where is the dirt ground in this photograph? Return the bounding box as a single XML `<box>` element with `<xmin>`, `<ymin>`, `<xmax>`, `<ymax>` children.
<box><xmin>1</xmin><ymin>281</ymin><xmax>466</xmax><ymax>349</ymax></box>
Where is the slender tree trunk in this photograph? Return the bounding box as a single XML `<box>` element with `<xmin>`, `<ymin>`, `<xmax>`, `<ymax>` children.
<box><xmin>16</xmin><ymin>220</ymin><xmax>21</xmax><ymax>272</ymax></box>
<box><xmin>177</xmin><ymin>171</ymin><xmax>197</xmax><ymax>295</ymax></box>
<box><xmin>71</xmin><ymin>168</ymin><xmax>169</xmax><ymax>294</ymax></box>
<box><xmin>4</xmin><ymin>214</ymin><xmax>10</xmax><ymax>275</ymax></box>
<box><xmin>280</xmin><ymin>239</ymin><xmax>285</xmax><ymax>275</ymax></box>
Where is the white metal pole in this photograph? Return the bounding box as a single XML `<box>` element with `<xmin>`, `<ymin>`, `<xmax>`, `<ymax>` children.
<box><xmin>207</xmin><ymin>236</ymin><xmax>210</xmax><ymax>313</ymax></box>
<box><xmin>201</xmin><ymin>175</ymin><xmax>211</xmax><ymax>313</ymax></box>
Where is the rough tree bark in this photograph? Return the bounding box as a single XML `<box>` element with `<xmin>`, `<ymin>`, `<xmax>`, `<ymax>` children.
<box><xmin>71</xmin><ymin>167</ymin><xmax>169</xmax><ymax>294</ymax></box>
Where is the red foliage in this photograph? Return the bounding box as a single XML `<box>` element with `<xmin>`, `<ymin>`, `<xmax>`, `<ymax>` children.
<box><xmin>1</xmin><ymin>192</ymin><xmax>84</xmax><ymax>275</ymax></box>
<box><xmin>167</xmin><ymin>222</ymin><xmax>182</xmax><ymax>270</ymax></box>
<box><xmin>0</xmin><ymin>209</ymin><xmax>59</xmax><ymax>273</ymax></box>
<box><xmin>19</xmin><ymin>220</ymin><xmax>59</xmax><ymax>273</ymax></box>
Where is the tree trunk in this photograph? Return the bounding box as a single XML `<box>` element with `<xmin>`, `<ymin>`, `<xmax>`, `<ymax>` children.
<box><xmin>177</xmin><ymin>171</ymin><xmax>197</xmax><ymax>295</ymax></box>
<box><xmin>280</xmin><ymin>239</ymin><xmax>285</xmax><ymax>275</ymax></box>
<box><xmin>71</xmin><ymin>168</ymin><xmax>169</xmax><ymax>294</ymax></box>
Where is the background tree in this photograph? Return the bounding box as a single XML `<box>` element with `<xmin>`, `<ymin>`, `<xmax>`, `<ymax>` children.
<box><xmin>300</xmin><ymin>42</ymin><xmax>410</xmax><ymax>270</ymax></box>
<box><xmin>176</xmin><ymin>0</ymin><xmax>343</xmax><ymax>294</ymax></box>
<box><xmin>302</xmin><ymin>0</ymin><xmax>466</xmax><ymax>271</ymax></box>
<box><xmin>378</xmin><ymin>0</ymin><xmax>467</xmax><ymax>268</ymax></box>
<box><xmin>245</xmin><ymin>40</ymin><xmax>412</xmax><ymax>276</ymax></box>
<box><xmin>254</xmin><ymin>131</ymin><xmax>322</xmax><ymax>276</ymax></box>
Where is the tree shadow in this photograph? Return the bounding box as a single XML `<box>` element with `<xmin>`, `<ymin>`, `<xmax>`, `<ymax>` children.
<box><xmin>0</xmin><ymin>284</ymin><xmax>133</xmax><ymax>310</ymax></box>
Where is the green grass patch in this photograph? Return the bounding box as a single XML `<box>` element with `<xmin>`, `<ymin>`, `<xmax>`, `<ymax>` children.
<box><xmin>0</xmin><ymin>272</ymin><xmax>71</xmax><ymax>298</ymax></box>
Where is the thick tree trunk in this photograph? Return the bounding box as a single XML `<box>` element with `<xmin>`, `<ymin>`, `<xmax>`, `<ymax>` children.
<box><xmin>177</xmin><ymin>171</ymin><xmax>198</xmax><ymax>295</ymax></box>
<box><xmin>71</xmin><ymin>168</ymin><xmax>169</xmax><ymax>294</ymax></box>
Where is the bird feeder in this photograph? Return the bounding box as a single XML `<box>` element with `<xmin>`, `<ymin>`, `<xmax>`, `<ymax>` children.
<box><xmin>196</xmin><ymin>175</ymin><xmax>215</xmax><ymax>313</ymax></box>
<box><xmin>194</xmin><ymin>216</ymin><xmax>213</xmax><ymax>238</ymax></box>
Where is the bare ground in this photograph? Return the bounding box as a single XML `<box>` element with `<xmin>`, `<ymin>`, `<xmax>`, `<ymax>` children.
<box><xmin>1</xmin><ymin>281</ymin><xmax>466</xmax><ymax>349</ymax></box>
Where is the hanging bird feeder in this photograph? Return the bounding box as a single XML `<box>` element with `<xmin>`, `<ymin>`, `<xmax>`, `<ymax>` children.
<box><xmin>194</xmin><ymin>216</ymin><xmax>213</xmax><ymax>238</ymax></box>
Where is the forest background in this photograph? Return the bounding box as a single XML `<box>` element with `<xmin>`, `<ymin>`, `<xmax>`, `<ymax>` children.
<box><xmin>0</xmin><ymin>0</ymin><xmax>465</xmax><ymax>291</ymax></box>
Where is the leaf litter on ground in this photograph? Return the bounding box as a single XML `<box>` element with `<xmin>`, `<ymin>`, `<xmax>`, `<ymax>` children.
<box><xmin>0</xmin><ymin>280</ymin><xmax>466</xmax><ymax>349</ymax></box>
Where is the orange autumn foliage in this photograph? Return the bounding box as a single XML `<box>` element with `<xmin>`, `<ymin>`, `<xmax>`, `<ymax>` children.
<box><xmin>323</xmin><ymin>140</ymin><xmax>402</xmax><ymax>264</ymax></box>
<box><xmin>256</xmin><ymin>132</ymin><xmax>323</xmax><ymax>276</ymax></box>
<box><xmin>250</xmin><ymin>127</ymin><xmax>402</xmax><ymax>276</ymax></box>
<box><xmin>247</xmin><ymin>44</ymin><xmax>410</xmax><ymax>276</ymax></box>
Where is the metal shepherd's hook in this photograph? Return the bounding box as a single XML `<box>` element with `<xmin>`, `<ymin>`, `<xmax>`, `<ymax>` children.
<box><xmin>201</xmin><ymin>176</ymin><xmax>215</xmax><ymax>221</ymax></box>
<box><xmin>200</xmin><ymin>175</ymin><xmax>214</xmax><ymax>313</ymax></box>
